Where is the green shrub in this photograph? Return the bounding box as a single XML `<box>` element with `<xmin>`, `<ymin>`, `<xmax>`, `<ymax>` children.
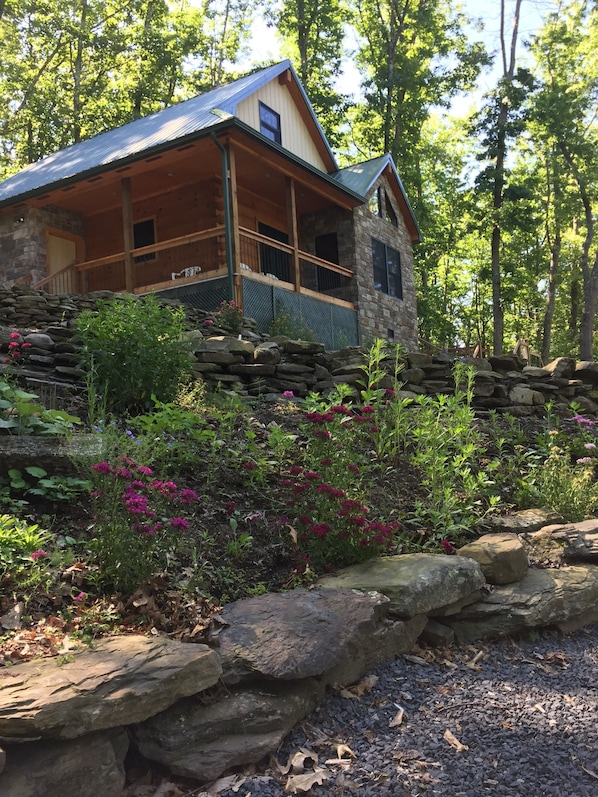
<box><xmin>0</xmin><ymin>379</ymin><xmax>80</xmax><ymax>435</ymax></box>
<box><xmin>75</xmin><ymin>294</ymin><xmax>191</xmax><ymax>416</ymax></box>
<box><xmin>0</xmin><ymin>514</ymin><xmax>52</xmax><ymax>586</ymax></box>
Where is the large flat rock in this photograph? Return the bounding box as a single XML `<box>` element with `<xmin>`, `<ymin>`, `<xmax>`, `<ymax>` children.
<box><xmin>0</xmin><ymin>729</ymin><xmax>128</xmax><ymax>797</ymax></box>
<box><xmin>316</xmin><ymin>554</ymin><xmax>486</xmax><ymax>618</ymax></box>
<box><xmin>0</xmin><ymin>635</ymin><xmax>221</xmax><ymax>740</ymax></box>
<box><xmin>445</xmin><ymin>565</ymin><xmax>598</xmax><ymax>642</ymax></box>
<box><xmin>133</xmin><ymin>679</ymin><xmax>323</xmax><ymax>782</ymax></box>
<box><xmin>216</xmin><ymin>588</ymin><xmax>421</xmax><ymax>685</ymax></box>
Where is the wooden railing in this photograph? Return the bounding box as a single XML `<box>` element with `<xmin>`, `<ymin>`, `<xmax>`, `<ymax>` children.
<box><xmin>33</xmin><ymin>224</ymin><xmax>354</xmax><ymax>308</ymax></box>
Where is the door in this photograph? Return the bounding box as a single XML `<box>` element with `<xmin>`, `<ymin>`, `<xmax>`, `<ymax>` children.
<box><xmin>46</xmin><ymin>229</ymin><xmax>84</xmax><ymax>293</ymax></box>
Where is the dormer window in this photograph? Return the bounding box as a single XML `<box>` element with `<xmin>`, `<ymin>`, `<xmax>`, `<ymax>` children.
<box><xmin>384</xmin><ymin>191</ymin><xmax>398</xmax><ymax>227</ymax></box>
<box><xmin>259</xmin><ymin>102</ymin><xmax>281</xmax><ymax>144</ymax></box>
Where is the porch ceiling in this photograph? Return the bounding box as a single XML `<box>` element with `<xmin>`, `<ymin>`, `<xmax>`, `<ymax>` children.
<box><xmin>8</xmin><ymin>129</ymin><xmax>360</xmax><ymax>220</ymax></box>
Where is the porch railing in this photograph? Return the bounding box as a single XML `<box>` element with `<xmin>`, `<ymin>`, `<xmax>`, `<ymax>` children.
<box><xmin>33</xmin><ymin>225</ymin><xmax>354</xmax><ymax>308</ymax></box>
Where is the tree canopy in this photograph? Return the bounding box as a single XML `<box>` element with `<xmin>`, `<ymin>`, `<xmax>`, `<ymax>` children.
<box><xmin>1</xmin><ymin>0</ymin><xmax>597</xmax><ymax>359</ymax></box>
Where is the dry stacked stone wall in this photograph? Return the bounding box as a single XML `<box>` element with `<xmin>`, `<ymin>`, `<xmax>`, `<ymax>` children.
<box><xmin>1</xmin><ymin>285</ymin><xmax>598</xmax><ymax>416</ymax></box>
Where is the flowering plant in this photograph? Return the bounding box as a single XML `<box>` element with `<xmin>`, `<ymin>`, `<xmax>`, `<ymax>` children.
<box><xmin>214</xmin><ymin>300</ymin><xmax>243</xmax><ymax>334</ymax></box>
<box><xmin>1</xmin><ymin>331</ymin><xmax>32</xmax><ymax>365</ymax></box>
<box><xmin>89</xmin><ymin>456</ymin><xmax>200</xmax><ymax>591</ymax></box>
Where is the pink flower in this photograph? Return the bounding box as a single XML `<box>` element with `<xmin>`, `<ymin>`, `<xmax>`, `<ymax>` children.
<box><xmin>73</xmin><ymin>591</ymin><xmax>86</xmax><ymax>602</ymax></box>
<box><xmin>91</xmin><ymin>462</ymin><xmax>113</xmax><ymax>474</ymax></box>
<box><xmin>348</xmin><ymin>463</ymin><xmax>360</xmax><ymax>473</ymax></box>
<box><xmin>282</xmin><ymin>390</ymin><xmax>294</xmax><ymax>398</ymax></box>
<box><xmin>179</xmin><ymin>488</ymin><xmax>199</xmax><ymax>504</ymax></box>
<box><xmin>137</xmin><ymin>465</ymin><xmax>153</xmax><ymax>476</ymax></box>
<box><xmin>441</xmin><ymin>539</ymin><xmax>456</xmax><ymax>554</ymax></box>
<box><xmin>31</xmin><ymin>549</ymin><xmax>50</xmax><ymax>560</ymax></box>
<box><xmin>170</xmin><ymin>517</ymin><xmax>189</xmax><ymax>530</ymax></box>
<box><xmin>9</xmin><ymin>332</ymin><xmax>20</xmax><ymax>340</ymax></box>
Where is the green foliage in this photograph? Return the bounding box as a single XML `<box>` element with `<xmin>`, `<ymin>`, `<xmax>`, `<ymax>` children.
<box><xmin>75</xmin><ymin>294</ymin><xmax>192</xmax><ymax>416</ymax></box>
<box><xmin>0</xmin><ymin>466</ymin><xmax>90</xmax><ymax>505</ymax></box>
<box><xmin>268</xmin><ymin>310</ymin><xmax>316</xmax><ymax>341</ymax></box>
<box><xmin>0</xmin><ymin>379</ymin><xmax>81</xmax><ymax>435</ymax></box>
<box><xmin>0</xmin><ymin>514</ymin><xmax>51</xmax><ymax>587</ymax></box>
<box><xmin>88</xmin><ymin>455</ymin><xmax>201</xmax><ymax>592</ymax></box>
<box><xmin>406</xmin><ymin>364</ymin><xmax>501</xmax><ymax>540</ymax></box>
<box><xmin>529</xmin><ymin>445</ymin><xmax>598</xmax><ymax>522</ymax></box>
<box><xmin>214</xmin><ymin>300</ymin><xmax>244</xmax><ymax>334</ymax></box>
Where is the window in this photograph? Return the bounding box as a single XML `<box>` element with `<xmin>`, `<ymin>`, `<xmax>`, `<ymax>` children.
<box><xmin>384</xmin><ymin>191</ymin><xmax>398</xmax><ymax>228</ymax></box>
<box><xmin>368</xmin><ymin>187</ymin><xmax>382</xmax><ymax>216</ymax></box>
<box><xmin>372</xmin><ymin>238</ymin><xmax>402</xmax><ymax>299</ymax></box>
<box><xmin>133</xmin><ymin>218</ymin><xmax>156</xmax><ymax>263</ymax></box>
<box><xmin>259</xmin><ymin>102</ymin><xmax>281</xmax><ymax>144</ymax></box>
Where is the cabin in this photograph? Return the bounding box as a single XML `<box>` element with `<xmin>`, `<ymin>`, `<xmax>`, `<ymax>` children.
<box><xmin>0</xmin><ymin>61</ymin><xmax>421</xmax><ymax>349</ymax></box>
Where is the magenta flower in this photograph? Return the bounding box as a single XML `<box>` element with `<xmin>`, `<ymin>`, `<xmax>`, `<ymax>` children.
<box><xmin>170</xmin><ymin>517</ymin><xmax>189</xmax><ymax>530</ymax></box>
<box><xmin>179</xmin><ymin>488</ymin><xmax>199</xmax><ymax>504</ymax></box>
<box><xmin>441</xmin><ymin>539</ymin><xmax>456</xmax><ymax>554</ymax></box>
<box><xmin>91</xmin><ymin>462</ymin><xmax>113</xmax><ymax>474</ymax></box>
<box><xmin>137</xmin><ymin>465</ymin><xmax>153</xmax><ymax>476</ymax></box>
<box><xmin>31</xmin><ymin>549</ymin><xmax>50</xmax><ymax>560</ymax></box>
<box><xmin>73</xmin><ymin>591</ymin><xmax>86</xmax><ymax>602</ymax></box>
<box><xmin>282</xmin><ymin>390</ymin><xmax>294</xmax><ymax>398</ymax></box>
<box><xmin>9</xmin><ymin>332</ymin><xmax>20</xmax><ymax>340</ymax></box>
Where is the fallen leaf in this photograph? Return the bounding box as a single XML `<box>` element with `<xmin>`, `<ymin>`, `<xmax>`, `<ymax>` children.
<box><xmin>276</xmin><ymin>748</ymin><xmax>319</xmax><ymax>776</ymax></box>
<box><xmin>340</xmin><ymin>674</ymin><xmax>378</xmax><ymax>698</ymax></box>
<box><xmin>533</xmin><ymin>703</ymin><xmax>546</xmax><ymax>714</ymax></box>
<box><xmin>334</xmin><ymin>743</ymin><xmax>355</xmax><ymax>759</ymax></box>
<box><xmin>362</xmin><ymin>729</ymin><xmax>376</xmax><ymax>743</ymax></box>
<box><xmin>404</xmin><ymin>654</ymin><xmax>428</xmax><ymax>666</ymax></box>
<box><xmin>284</xmin><ymin>767</ymin><xmax>328</xmax><ymax>794</ymax></box>
<box><xmin>389</xmin><ymin>707</ymin><xmax>405</xmax><ymax>727</ymax></box>
<box><xmin>208</xmin><ymin>774</ymin><xmax>247</xmax><ymax>794</ymax></box>
<box><xmin>324</xmin><ymin>758</ymin><xmax>353</xmax><ymax>768</ymax></box>
<box><xmin>442</xmin><ymin>659</ymin><xmax>458</xmax><ymax>670</ymax></box>
<box><xmin>443</xmin><ymin>729</ymin><xmax>468</xmax><ymax>751</ymax></box>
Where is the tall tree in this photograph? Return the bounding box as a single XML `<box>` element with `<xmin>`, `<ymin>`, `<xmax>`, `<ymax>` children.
<box><xmin>530</xmin><ymin>0</ymin><xmax>598</xmax><ymax>359</ymax></box>
<box><xmin>266</xmin><ymin>0</ymin><xmax>348</xmax><ymax>145</ymax></box>
<box><xmin>471</xmin><ymin>0</ymin><xmax>531</xmax><ymax>356</ymax></box>
<box><xmin>349</xmin><ymin>0</ymin><xmax>488</xmax><ymax>201</ymax></box>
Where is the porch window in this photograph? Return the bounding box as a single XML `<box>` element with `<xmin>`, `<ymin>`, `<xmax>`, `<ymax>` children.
<box><xmin>259</xmin><ymin>102</ymin><xmax>281</xmax><ymax>144</ymax></box>
<box><xmin>133</xmin><ymin>218</ymin><xmax>156</xmax><ymax>262</ymax></box>
<box><xmin>372</xmin><ymin>237</ymin><xmax>402</xmax><ymax>299</ymax></box>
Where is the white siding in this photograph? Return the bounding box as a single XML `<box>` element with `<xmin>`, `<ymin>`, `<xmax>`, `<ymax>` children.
<box><xmin>237</xmin><ymin>81</ymin><xmax>327</xmax><ymax>172</ymax></box>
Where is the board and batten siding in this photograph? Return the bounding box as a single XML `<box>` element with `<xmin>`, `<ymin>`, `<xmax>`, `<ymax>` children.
<box><xmin>236</xmin><ymin>82</ymin><xmax>327</xmax><ymax>172</ymax></box>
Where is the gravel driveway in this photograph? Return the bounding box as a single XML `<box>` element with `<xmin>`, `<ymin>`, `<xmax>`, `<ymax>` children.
<box><xmin>217</xmin><ymin>623</ymin><xmax>598</xmax><ymax>797</ymax></box>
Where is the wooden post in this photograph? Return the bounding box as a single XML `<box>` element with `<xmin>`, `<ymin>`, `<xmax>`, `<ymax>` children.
<box><xmin>121</xmin><ymin>177</ymin><xmax>134</xmax><ymax>292</ymax></box>
<box><xmin>286</xmin><ymin>176</ymin><xmax>300</xmax><ymax>292</ymax></box>
<box><xmin>228</xmin><ymin>142</ymin><xmax>243</xmax><ymax>310</ymax></box>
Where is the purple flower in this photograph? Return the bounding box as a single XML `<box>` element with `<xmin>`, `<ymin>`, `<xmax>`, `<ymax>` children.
<box><xmin>584</xmin><ymin>443</ymin><xmax>596</xmax><ymax>450</ymax></box>
<box><xmin>91</xmin><ymin>461</ymin><xmax>113</xmax><ymax>474</ymax></box>
<box><xmin>73</xmin><ymin>591</ymin><xmax>86</xmax><ymax>602</ymax></box>
<box><xmin>179</xmin><ymin>488</ymin><xmax>199</xmax><ymax>504</ymax></box>
<box><xmin>170</xmin><ymin>517</ymin><xmax>189</xmax><ymax>530</ymax></box>
<box><xmin>576</xmin><ymin>457</ymin><xmax>593</xmax><ymax>464</ymax></box>
<box><xmin>282</xmin><ymin>390</ymin><xmax>294</xmax><ymax>398</ymax></box>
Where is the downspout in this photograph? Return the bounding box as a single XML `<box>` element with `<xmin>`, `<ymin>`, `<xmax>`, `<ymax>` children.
<box><xmin>211</xmin><ymin>133</ymin><xmax>234</xmax><ymax>301</ymax></box>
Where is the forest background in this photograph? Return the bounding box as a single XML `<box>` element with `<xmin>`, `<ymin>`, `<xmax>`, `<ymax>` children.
<box><xmin>0</xmin><ymin>0</ymin><xmax>596</xmax><ymax>361</ymax></box>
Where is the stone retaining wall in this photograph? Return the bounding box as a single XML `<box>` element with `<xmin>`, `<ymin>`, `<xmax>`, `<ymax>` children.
<box><xmin>2</xmin><ymin>510</ymin><xmax>598</xmax><ymax>796</ymax></box>
<box><xmin>2</xmin><ymin>285</ymin><xmax>598</xmax><ymax>416</ymax></box>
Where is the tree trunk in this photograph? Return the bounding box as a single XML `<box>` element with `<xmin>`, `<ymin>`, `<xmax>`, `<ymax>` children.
<box><xmin>541</xmin><ymin>230</ymin><xmax>560</xmax><ymax>365</ymax></box>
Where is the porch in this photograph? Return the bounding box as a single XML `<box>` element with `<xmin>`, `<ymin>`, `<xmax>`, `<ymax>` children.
<box><xmin>28</xmin><ymin>129</ymin><xmax>359</xmax><ymax>344</ymax></box>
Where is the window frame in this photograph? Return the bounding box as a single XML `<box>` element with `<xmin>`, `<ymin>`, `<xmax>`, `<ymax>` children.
<box><xmin>133</xmin><ymin>218</ymin><xmax>157</xmax><ymax>263</ymax></box>
<box><xmin>372</xmin><ymin>237</ymin><xmax>403</xmax><ymax>300</ymax></box>
<box><xmin>259</xmin><ymin>101</ymin><xmax>282</xmax><ymax>144</ymax></box>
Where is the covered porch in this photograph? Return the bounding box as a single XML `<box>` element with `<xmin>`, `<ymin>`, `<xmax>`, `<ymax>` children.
<box><xmin>31</xmin><ymin>127</ymin><xmax>359</xmax><ymax>325</ymax></box>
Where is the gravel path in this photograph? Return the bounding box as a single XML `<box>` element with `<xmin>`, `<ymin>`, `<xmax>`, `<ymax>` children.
<box><xmin>217</xmin><ymin>623</ymin><xmax>598</xmax><ymax>797</ymax></box>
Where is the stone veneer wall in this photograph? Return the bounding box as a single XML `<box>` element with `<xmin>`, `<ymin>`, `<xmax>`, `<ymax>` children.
<box><xmin>0</xmin><ymin>206</ymin><xmax>83</xmax><ymax>286</ymax></box>
<box><xmin>352</xmin><ymin>175</ymin><xmax>418</xmax><ymax>350</ymax></box>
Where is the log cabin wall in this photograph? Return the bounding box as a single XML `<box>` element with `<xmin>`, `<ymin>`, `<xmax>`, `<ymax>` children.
<box><xmin>83</xmin><ymin>179</ymin><xmax>223</xmax><ymax>292</ymax></box>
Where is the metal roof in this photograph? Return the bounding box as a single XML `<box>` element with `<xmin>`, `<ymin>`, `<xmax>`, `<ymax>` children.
<box><xmin>0</xmin><ymin>60</ymin><xmax>338</xmax><ymax>207</ymax></box>
<box><xmin>332</xmin><ymin>154</ymin><xmax>422</xmax><ymax>242</ymax></box>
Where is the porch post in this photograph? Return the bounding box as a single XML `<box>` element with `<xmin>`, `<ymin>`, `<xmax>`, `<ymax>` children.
<box><xmin>121</xmin><ymin>177</ymin><xmax>134</xmax><ymax>292</ymax></box>
<box><xmin>286</xmin><ymin>176</ymin><xmax>301</xmax><ymax>292</ymax></box>
<box><xmin>228</xmin><ymin>142</ymin><xmax>243</xmax><ymax>310</ymax></box>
